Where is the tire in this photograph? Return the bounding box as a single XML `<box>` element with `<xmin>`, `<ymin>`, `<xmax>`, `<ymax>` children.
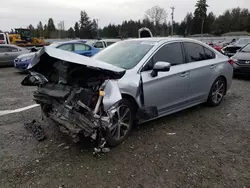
<box><xmin>206</xmin><ymin>77</ymin><xmax>226</xmax><ymax>106</ymax></box>
<box><xmin>106</xmin><ymin>99</ymin><xmax>135</xmax><ymax>146</ymax></box>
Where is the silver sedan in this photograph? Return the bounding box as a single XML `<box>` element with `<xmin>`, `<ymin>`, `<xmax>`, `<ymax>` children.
<box><xmin>23</xmin><ymin>37</ymin><xmax>234</xmax><ymax>147</ymax></box>
<box><xmin>0</xmin><ymin>44</ymin><xmax>29</xmax><ymax>66</ymax></box>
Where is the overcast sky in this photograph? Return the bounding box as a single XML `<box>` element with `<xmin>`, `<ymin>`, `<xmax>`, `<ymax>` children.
<box><xmin>0</xmin><ymin>0</ymin><xmax>249</xmax><ymax>31</ymax></box>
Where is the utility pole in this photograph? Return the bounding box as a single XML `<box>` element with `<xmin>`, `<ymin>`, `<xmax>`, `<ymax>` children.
<box><xmin>201</xmin><ymin>18</ymin><xmax>204</xmax><ymax>38</ymax></box>
<box><xmin>170</xmin><ymin>6</ymin><xmax>175</xmax><ymax>37</ymax></box>
<box><xmin>96</xmin><ymin>19</ymin><xmax>99</xmax><ymax>39</ymax></box>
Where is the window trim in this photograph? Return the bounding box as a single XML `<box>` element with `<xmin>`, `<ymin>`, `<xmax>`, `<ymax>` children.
<box><xmin>140</xmin><ymin>41</ymin><xmax>185</xmax><ymax>72</ymax></box>
<box><xmin>203</xmin><ymin>46</ymin><xmax>216</xmax><ymax>60</ymax></box>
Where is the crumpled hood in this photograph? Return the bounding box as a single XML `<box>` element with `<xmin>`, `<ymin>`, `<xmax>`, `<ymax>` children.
<box><xmin>28</xmin><ymin>46</ymin><xmax>125</xmax><ymax>74</ymax></box>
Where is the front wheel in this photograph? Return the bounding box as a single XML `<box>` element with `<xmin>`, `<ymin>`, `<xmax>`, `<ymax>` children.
<box><xmin>206</xmin><ymin>77</ymin><xmax>226</xmax><ymax>106</ymax></box>
<box><xmin>106</xmin><ymin>99</ymin><xmax>135</xmax><ymax>146</ymax></box>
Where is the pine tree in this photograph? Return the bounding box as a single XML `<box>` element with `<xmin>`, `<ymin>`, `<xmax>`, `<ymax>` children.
<box><xmin>74</xmin><ymin>22</ymin><xmax>80</xmax><ymax>38</ymax></box>
<box><xmin>37</xmin><ymin>21</ymin><xmax>43</xmax><ymax>37</ymax></box>
<box><xmin>79</xmin><ymin>11</ymin><xmax>93</xmax><ymax>39</ymax></box>
<box><xmin>68</xmin><ymin>27</ymin><xmax>75</xmax><ymax>38</ymax></box>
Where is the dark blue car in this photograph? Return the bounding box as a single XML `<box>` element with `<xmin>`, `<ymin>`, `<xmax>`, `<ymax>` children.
<box><xmin>14</xmin><ymin>41</ymin><xmax>100</xmax><ymax>71</ymax></box>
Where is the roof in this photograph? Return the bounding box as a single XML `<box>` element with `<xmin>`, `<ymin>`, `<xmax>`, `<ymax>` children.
<box><xmin>125</xmin><ymin>37</ymin><xmax>201</xmax><ymax>43</ymax></box>
<box><xmin>49</xmin><ymin>41</ymin><xmax>91</xmax><ymax>46</ymax></box>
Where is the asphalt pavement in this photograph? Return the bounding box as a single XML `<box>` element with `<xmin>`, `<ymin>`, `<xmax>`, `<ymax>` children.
<box><xmin>0</xmin><ymin>67</ymin><xmax>250</xmax><ymax>188</ymax></box>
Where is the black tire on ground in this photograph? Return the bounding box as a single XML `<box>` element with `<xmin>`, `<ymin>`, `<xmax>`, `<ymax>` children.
<box><xmin>206</xmin><ymin>77</ymin><xmax>226</xmax><ymax>106</ymax></box>
<box><xmin>106</xmin><ymin>99</ymin><xmax>135</xmax><ymax>146</ymax></box>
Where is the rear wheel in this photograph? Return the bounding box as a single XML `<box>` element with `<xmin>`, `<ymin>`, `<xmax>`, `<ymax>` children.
<box><xmin>207</xmin><ymin>77</ymin><xmax>226</xmax><ymax>106</ymax></box>
<box><xmin>106</xmin><ymin>99</ymin><xmax>135</xmax><ymax>146</ymax></box>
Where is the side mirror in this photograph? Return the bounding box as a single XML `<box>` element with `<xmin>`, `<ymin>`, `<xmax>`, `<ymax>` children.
<box><xmin>151</xmin><ymin>61</ymin><xmax>171</xmax><ymax>77</ymax></box>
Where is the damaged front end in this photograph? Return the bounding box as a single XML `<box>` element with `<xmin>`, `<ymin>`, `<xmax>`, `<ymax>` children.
<box><xmin>22</xmin><ymin>46</ymin><xmax>126</xmax><ymax>148</ymax></box>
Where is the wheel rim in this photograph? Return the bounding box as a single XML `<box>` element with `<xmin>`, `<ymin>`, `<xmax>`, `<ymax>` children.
<box><xmin>109</xmin><ymin>105</ymin><xmax>132</xmax><ymax>141</ymax></box>
<box><xmin>212</xmin><ymin>80</ymin><xmax>225</xmax><ymax>104</ymax></box>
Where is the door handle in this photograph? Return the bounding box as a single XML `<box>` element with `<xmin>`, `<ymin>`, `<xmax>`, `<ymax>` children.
<box><xmin>4</xmin><ymin>53</ymin><xmax>10</xmax><ymax>56</ymax></box>
<box><xmin>180</xmin><ymin>72</ymin><xmax>189</xmax><ymax>77</ymax></box>
<box><xmin>210</xmin><ymin>64</ymin><xmax>216</xmax><ymax>69</ymax></box>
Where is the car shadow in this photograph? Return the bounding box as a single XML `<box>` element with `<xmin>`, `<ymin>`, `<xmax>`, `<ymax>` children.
<box><xmin>133</xmin><ymin>104</ymin><xmax>205</xmax><ymax>133</ymax></box>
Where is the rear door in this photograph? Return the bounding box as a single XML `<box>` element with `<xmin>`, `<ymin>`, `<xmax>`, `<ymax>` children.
<box><xmin>141</xmin><ymin>42</ymin><xmax>190</xmax><ymax>115</ymax></box>
<box><xmin>183</xmin><ymin>42</ymin><xmax>217</xmax><ymax>103</ymax></box>
<box><xmin>0</xmin><ymin>46</ymin><xmax>12</xmax><ymax>65</ymax></box>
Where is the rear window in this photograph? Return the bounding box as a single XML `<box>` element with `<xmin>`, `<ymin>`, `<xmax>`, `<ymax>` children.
<box><xmin>184</xmin><ymin>42</ymin><xmax>206</xmax><ymax>62</ymax></box>
<box><xmin>94</xmin><ymin>42</ymin><xmax>104</xmax><ymax>48</ymax></box>
<box><xmin>203</xmin><ymin>47</ymin><xmax>215</xmax><ymax>59</ymax></box>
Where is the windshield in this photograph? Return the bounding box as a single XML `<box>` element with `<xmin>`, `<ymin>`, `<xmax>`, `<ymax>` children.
<box><xmin>235</xmin><ymin>39</ymin><xmax>250</xmax><ymax>46</ymax></box>
<box><xmin>241</xmin><ymin>43</ymin><xmax>250</xmax><ymax>52</ymax></box>
<box><xmin>92</xmin><ymin>40</ymin><xmax>154</xmax><ymax>69</ymax></box>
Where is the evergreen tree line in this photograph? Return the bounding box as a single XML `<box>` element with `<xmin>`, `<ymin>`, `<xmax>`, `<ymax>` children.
<box><xmin>9</xmin><ymin>0</ymin><xmax>250</xmax><ymax>39</ymax></box>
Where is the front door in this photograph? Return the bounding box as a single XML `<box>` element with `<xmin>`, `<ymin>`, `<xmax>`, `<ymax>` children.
<box><xmin>141</xmin><ymin>42</ymin><xmax>190</xmax><ymax>115</ymax></box>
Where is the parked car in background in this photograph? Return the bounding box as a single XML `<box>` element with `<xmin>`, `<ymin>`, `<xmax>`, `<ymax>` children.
<box><xmin>14</xmin><ymin>41</ymin><xmax>100</xmax><ymax>71</ymax></box>
<box><xmin>72</xmin><ymin>39</ymin><xmax>121</xmax><ymax>49</ymax></box>
<box><xmin>0</xmin><ymin>44</ymin><xmax>29</xmax><ymax>66</ymax></box>
<box><xmin>207</xmin><ymin>42</ymin><xmax>223</xmax><ymax>52</ymax></box>
<box><xmin>21</xmin><ymin>38</ymin><xmax>233</xmax><ymax>147</ymax></box>
<box><xmin>221</xmin><ymin>38</ymin><xmax>250</xmax><ymax>57</ymax></box>
<box><xmin>231</xmin><ymin>43</ymin><xmax>250</xmax><ymax>75</ymax></box>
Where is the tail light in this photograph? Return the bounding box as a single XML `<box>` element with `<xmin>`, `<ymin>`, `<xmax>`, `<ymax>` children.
<box><xmin>228</xmin><ymin>59</ymin><xmax>235</xmax><ymax>65</ymax></box>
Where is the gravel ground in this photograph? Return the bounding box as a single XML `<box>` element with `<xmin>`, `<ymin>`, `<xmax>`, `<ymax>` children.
<box><xmin>0</xmin><ymin>67</ymin><xmax>250</xmax><ymax>188</ymax></box>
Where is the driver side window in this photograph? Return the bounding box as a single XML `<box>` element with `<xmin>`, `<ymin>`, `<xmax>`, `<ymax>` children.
<box><xmin>143</xmin><ymin>42</ymin><xmax>184</xmax><ymax>71</ymax></box>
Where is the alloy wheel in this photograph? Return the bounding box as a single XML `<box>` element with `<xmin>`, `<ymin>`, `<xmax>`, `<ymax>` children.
<box><xmin>109</xmin><ymin>105</ymin><xmax>132</xmax><ymax>141</ymax></box>
<box><xmin>211</xmin><ymin>80</ymin><xmax>225</xmax><ymax>104</ymax></box>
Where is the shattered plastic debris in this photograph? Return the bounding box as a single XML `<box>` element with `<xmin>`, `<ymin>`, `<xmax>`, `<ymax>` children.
<box><xmin>93</xmin><ymin>147</ymin><xmax>111</xmax><ymax>155</ymax></box>
<box><xmin>24</xmin><ymin>119</ymin><xmax>46</xmax><ymax>141</ymax></box>
<box><xmin>58</xmin><ymin>143</ymin><xmax>66</xmax><ymax>148</ymax></box>
<box><xmin>62</xmin><ymin>146</ymin><xmax>70</xmax><ymax>150</ymax></box>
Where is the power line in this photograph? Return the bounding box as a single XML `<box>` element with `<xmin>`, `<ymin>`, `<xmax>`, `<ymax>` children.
<box><xmin>170</xmin><ymin>6</ymin><xmax>175</xmax><ymax>36</ymax></box>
